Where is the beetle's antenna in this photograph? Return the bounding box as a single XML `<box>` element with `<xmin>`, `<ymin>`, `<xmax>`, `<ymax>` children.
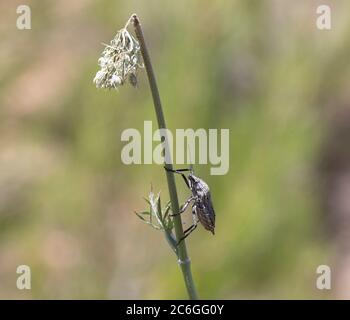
<box><xmin>187</xmin><ymin>144</ymin><xmax>194</xmax><ymax>174</ymax></box>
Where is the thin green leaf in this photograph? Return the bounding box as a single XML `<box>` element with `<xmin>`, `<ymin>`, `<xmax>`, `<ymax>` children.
<box><xmin>135</xmin><ymin>211</ymin><xmax>151</xmax><ymax>216</ymax></box>
<box><xmin>157</xmin><ymin>196</ymin><xmax>162</xmax><ymax>220</ymax></box>
<box><xmin>163</xmin><ymin>202</ymin><xmax>171</xmax><ymax>219</ymax></box>
<box><xmin>143</xmin><ymin>197</ymin><xmax>151</xmax><ymax>204</ymax></box>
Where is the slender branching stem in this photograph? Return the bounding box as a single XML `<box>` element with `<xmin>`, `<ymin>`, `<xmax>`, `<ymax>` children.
<box><xmin>132</xmin><ymin>14</ymin><xmax>198</xmax><ymax>300</ymax></box>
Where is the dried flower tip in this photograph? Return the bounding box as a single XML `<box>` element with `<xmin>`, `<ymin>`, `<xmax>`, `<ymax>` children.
<box><xmin>93</xmin><ymin>22</ymin><xmax>143</xmax><ymax>89</ymax></box>
<box><xmin>129</xmin><ymin>73</ymin><xmax>138</xmax><ymax>87</ymax></box>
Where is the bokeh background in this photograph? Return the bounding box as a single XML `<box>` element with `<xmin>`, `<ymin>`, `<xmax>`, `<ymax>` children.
<box><xmin>1</xmin><ymin>0</ymin><xmax>349</xmax><ymax>299</ymax></box>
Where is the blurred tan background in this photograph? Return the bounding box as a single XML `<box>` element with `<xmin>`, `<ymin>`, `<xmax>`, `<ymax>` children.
<box><xmin>0</xmin><ymin>0</ymin><xmax>350</xmax><ymax>299</ymax></box>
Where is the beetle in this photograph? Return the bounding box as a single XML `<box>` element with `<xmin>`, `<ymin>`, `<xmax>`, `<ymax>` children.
<box><xmin>164</xmin><ymin>166</ymin><xmax>216</xmax><ymax>245</ymax></box>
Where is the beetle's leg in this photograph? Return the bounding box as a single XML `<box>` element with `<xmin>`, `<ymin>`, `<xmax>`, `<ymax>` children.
<box><xmin>177</xmin><ymin>224</ymin><xmax>197</xmax><ymax>245</ymax></box>
<box><xmin>177</xmin><ymin>205</ymin><xmax>198</xmax><ymax>245</ymax></box>
<box><xmin>182</xmin><ymin>205</ymin><xmax>198</xmax><ymax>233</ymax></box>
<box><xmin>164</xmin><ymin>167</ymin><xmax>191</xmax><ymax>172</ymax></box>
<box><xmin>180</xmin><ymin>174</ymin><xmax>191</xmax><ymax>189</ymax></box>
<box><xmin>164</xmin><ymin>166</ymin><xmax>191</xmax><ymax>189</ymax></box>
<box><xmin>170</xmin><ymin>196</ymin><xmax>195</xmax><ymax>217</ymax></box>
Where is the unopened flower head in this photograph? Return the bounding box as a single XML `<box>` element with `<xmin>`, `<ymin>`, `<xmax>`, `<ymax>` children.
<box><xmin>93</xmin><ymin>21</ymin><xmax>143</xmax><ymax>89</ymax></box>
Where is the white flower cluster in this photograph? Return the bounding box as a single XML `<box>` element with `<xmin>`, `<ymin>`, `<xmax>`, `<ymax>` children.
<box><xmin>93</xmin><ymin>27</ymin><xmax>143</xmax><ymax>89</ymax></box>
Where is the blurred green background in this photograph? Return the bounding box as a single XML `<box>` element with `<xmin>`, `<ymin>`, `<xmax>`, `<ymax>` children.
<box><xmin>1</xmin><ymin>0</ymin><xmax>350</xmax><ymax>299</ymax></box>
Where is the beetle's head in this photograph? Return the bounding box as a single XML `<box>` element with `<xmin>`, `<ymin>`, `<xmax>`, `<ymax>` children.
<box><xmin>188</xmin><ymin>173</ymin><xmax>199</xmax><ymax>185</ymax></box>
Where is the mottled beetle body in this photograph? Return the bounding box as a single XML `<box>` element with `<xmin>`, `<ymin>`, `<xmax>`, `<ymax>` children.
<box><xmin>165</xmin><ymin>167</ymin><xmax>216</xmax><ymax>244</ymax></box>
<box><xmin>188</xmin><ymin>174</ymin><xmax>215</xmax><ymax>234</ymax></box>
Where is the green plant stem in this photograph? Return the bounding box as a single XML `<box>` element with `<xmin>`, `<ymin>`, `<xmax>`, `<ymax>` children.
<box><xmin>132</xmin><ymin>14</ymin><xmax>198</xmax><ymax>300</ymax></box>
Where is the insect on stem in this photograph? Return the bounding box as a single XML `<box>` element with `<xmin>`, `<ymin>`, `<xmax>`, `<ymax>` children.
<box><xmin>131</xmin><ymin>14</ymin><xmax>198</xmax><ymax>300</ymax></box>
